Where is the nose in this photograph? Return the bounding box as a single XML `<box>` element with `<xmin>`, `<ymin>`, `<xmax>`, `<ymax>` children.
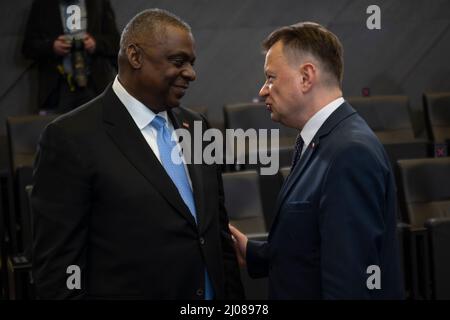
<box><xmin>182</xmin><ymin>64</ymin><xmax>196</xmax><ymax>82</ymax></box>
<box><xmin>259</xmin><ymin>81</ymin><xmax>269</xmax><ymax>98</ymax></box>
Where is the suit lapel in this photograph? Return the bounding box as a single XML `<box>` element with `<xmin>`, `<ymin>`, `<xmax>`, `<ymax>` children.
<box><xmin>271</xmin><ymin>138</ymin><xmax>318</xmax><ymax>230</ymax></box>
<box><xmin>270</xmin><ymin>102</ymin><xmax>357</xmax><ymax>234</ymax></box>
<box><xmin>102</xmin><ymin>87</ymin><xmax>197</xmax><ymax>228</ymax></box>
<box><xmin>278</xmin><ymin>140</ymin><xmax>316</xmax><ymax>205</ymax></box>
<box><xmin>169</xmin><ymin>108</ymin><xmax>207</xmax><ymax>231</ymax></box>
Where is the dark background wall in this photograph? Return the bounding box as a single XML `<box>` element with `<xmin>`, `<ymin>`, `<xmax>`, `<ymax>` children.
<box><xmin>1</xmin><ymin>0</ymin><xmax>449</xmax><ymax>136</ymax></box>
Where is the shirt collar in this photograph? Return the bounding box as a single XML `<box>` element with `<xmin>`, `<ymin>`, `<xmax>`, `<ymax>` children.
<box><xmin>300</xmin><ymin>97</ymin><xmax>345</xmax><ymax>147</ymax></box>
<box><xmin>112</xmin><ymin>76</ymin><xmax>169</xmax><ymax>130</ymax></box>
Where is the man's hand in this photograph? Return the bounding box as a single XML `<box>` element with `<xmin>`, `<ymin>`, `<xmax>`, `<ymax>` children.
<box><xmin>83</xmin><ymin>33</ymin><xmax>96</xmax><ymax>54</ymax></box>
<box><xmin>229</xmin><ymin>224</ymin><xmax>248</xmax><ymax>267</ymax></box>
<box><xmin>53</xmin><ymin>35</ymin><xmax>71</xmax><ymax>56</ymax></box>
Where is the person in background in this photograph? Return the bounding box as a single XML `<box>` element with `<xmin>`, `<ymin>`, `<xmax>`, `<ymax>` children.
<box><xmin>23</xmin><ymin>0</ymin><xmax>120</xmax><ymax>114</ymax></box>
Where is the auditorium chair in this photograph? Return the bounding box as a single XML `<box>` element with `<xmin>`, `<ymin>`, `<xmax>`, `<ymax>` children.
<box><xmin>348</xmin><ymin>96</ymin><xmax>415</xmax><ymax>142</ymax></box>
<box><xmin>223</xmin><ymin>102</ymin><xmax>297</xmax><ymax>170</ymax></box>
<box><xmin>5</xmin><ymin>114</ymin><xmax>57</xmax><ymax>299</ymax></box>
<box><xmin>222</xmin><ymin>170</ymin><xmax>269</xmax><ymax>299</ymax></box>
<box><xmin>397</xmin><ymin>158</ymin><xmax>450</xmax><ymax>226</ymax></box>
<box><xmin>425</xmin><ymin>218</ymin><xmax>450</xmax><ymax>299</ymax></box>
<box><xmin>348</xmin><ymin>95</ymin><xmax>431</xmax><ymax>164</ymax></box>
<box><xmin>6</xmin><ymin>114</ymin><xmax>57</xmax><ymax>258</ymax></box>
<box><xmin>222</xmin><ymin>170</ymin><xmax>267</xmax><ymax>235</ymax></box>
<box><xmin>187</xmin><ymin>105</ymin><xmax>208</xmax><ymax>119</ymax></box>
<box><xmin>397</xmin><ymin>157</ymin><xmax>450</xmax><ymax>300</ymax></box>
<box><xmin>423</xmin><ymin>92</ymin><xmax>450</xmax><ymax>147</ymax></box>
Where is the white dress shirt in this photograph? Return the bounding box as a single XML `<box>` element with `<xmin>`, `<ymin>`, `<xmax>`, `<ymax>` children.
<box><xmin>300</xmin><ymin>97</ymin><xmax>345</xmax><ymax>156</ymax></box>
<box><xmin>112</xmin><ymin>76</ymin><xmax>193</xmax><ymax>189</ymax></box>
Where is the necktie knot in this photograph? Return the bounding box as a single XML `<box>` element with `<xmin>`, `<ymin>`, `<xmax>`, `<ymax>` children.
<box><xmin>150</xmin><ymin>115</ymin><xmax>166</xmax><ymax>131</ymax></box>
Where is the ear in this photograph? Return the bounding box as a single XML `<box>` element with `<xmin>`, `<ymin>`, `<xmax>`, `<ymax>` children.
<box><xmin>298</xmin><ymin>62</ymin><xmax>316</xmax><ymax>92</ymax></box>
<box><xmin>126</xmin><ymin>44</ymin><xmax>143</xmax><ymax>69</ymax></box>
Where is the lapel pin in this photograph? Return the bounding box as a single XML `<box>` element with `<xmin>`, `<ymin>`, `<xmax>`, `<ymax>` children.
<box><xmin>311</xmin><ymin>142</ymin><xmax>315</xmax><ymax>148</ymax></box>
<box><xmin>182</xmin><ymin>121</ymin><xmax>190</xmax><ymax>128</ymax></box>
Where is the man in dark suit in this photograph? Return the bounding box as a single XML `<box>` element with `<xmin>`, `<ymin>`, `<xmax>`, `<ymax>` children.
<box><xmin>230</xmin><ymin>22</ymin><xmax>404</xmax><ymax>299</ymax></box>
<box><xmin>23</xmin><ymin>0</ymin><xmax>120</xmax><ymax>113</ymax></box>
<box><xmin>32</xmin><ymin>8</ymin><xmax>244</xmax><ymax>299</ymax></box>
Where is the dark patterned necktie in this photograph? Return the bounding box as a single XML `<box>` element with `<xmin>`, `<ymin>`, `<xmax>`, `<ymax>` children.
<box><xmin>291</xmin><ymin>133</ymin><xmax>304</xmax><ymax>168</ymax></box>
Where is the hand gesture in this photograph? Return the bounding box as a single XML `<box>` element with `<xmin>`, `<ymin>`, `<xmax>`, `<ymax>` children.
<box><xmin>229</xmin><ymin>224</ymin><xmax>248</xmax><ymax>267</ymax></box>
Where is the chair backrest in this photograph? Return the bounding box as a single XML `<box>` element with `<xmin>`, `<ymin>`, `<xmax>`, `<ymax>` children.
<box><xmin>222</xmin><ymin>170</ymin><xmax>266</xmax><ymax>234</ymax></box>
<box><xmin>6</xmin><ymin>114</ymin><xmax>57</xmax><ymax>255</ymax></box>
<box><xmin>423</xmin><ymin>92</ymin><xmax>450</xmax><ymax>143</ymax></box>
<box><xmin>347</xmin><ymin>96</ymin><xmax>415</xmax><ymax>143</ymax></box>
<box><xmin>397</xmin><ymin>158</ymin><xmax>450</xmax><ymax>227</ymax></box>
<box><xmin>6</xmin><ymin>115</ymin><xmax>58</xmax><ymax>171</ymax></box>
<box><xmin>224</xmin><ymin>103</ymin><xmax>297</xmax><ymax>170</ymax></box>
<box><xmin>425</xmin><ymin>217</ymin><xmax>450</xmax><ymax>299</ymax></box>
<box><xmin>224</xmin><ymin>102</ymin><xmax>297</xmax><ymax>146</ymax></box>
<box><xmin>383</xmin><ymin>141</ymin><xmax>430</xmax><ymax>166</ymax></box>
<box><xmin>186</xmin><ymin>105</ymin><xmax>208</xmax><ymax>119</ymax></box>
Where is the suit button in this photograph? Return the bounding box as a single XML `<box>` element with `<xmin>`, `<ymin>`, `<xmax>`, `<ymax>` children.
<box><xmin>199</xmin><ymin>237</ymin><xmax>205</xmax><ymax>245</ymax></box>
<box><xmin>196</xmin><ymin>288</ymin><xmax>204</xmax><ymax>296</ymax></box>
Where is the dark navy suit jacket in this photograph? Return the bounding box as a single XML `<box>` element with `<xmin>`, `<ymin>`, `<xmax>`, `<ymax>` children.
<box><xmin>247</xmin><ymin>102</ymin><xmax>404</xmax><ymax>299</ymax></box>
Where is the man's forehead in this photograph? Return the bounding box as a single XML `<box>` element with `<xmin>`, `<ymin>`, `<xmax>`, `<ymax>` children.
<box><xmin>140</xmin><ymin>25</ymin><xmax>192</xmax><ymax>46</ymax></box>
<box><xmin>264</xmin><ymin>43</ymin><xmax>284</xmax><ymax>68</ymax></box>
<box><xmin>166</xmin><ymin>33</ymin><xmax>196</xmax><ymax>56</ymax></box>
<box><xmin>265</xmin><ymin>41</ymin><xmax>318</xmax><ymax>70</ymax></box>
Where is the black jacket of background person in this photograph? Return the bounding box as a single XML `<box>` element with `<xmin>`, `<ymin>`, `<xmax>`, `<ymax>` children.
<box><xmin>31</xmin><ymin>85</ymin><xmax>245</xmax><ymax>299</ymax></box>
<box><xmin>23</xmin><ymin>0</ymin><xmax>120</xmax><ymax>109</ymax></box>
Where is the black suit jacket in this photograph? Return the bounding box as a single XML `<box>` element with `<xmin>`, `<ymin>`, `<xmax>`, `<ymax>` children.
<box><xmin>31</xmin><ymin>85</ymin><xmax>245</xmax><ymax>299</ymax></box>
<box><xmin>247</xmin><ymin>102</ymin><xmax>404</xmax><ymax>299</ymax></box>
<box><xmin>23</xmin><ymin>0</ymin><xmax>120</xmax><ymax>109</ymax></box>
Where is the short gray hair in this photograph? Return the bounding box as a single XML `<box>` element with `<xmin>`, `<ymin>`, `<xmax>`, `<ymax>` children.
<box><xmin>120</xmin><ymin>8</ymin><xmax>191</xmax><ymax>54</ymax></box>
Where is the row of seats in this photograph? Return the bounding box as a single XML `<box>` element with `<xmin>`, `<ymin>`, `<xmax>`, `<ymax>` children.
<box><xmin>224</xmin><ymin>159</ymin><xmax>450</xmax><ymax>240</ymax></box>
<box><xmin>222</xmin><ymin>93</ymin><xmax>450</xmax><ymax>172</ymax></box>
<box><xmin>224</xmin><ymin>93</ymin><xmax>450</xmax><ymax>144</ymax></box>
<box><xmin>1</xmin><ymin>115</ymin><xmax>58</xmax><ymax>299</ymax></box>
<box><xmin>396</xmin><ymin>158</ymin><xmax>450</xmax><ymax>300</ymax></box>
<box><xmin>223</xmin><ymin>158</ymin><xmax>450</xmax><ymax>300</ymax></box>
<box><xmin>4</xmin><ymin>161</ymin><xmax>448</xmax><ymax>299</ymax></box>
<box><xmin>223</xmin><ymin>102</ymin><xmax>296</xmax><ymax>170</ymax></box>
<box><xmin>1</xmin><ymin>92</ymin><xmax>450</xmax><ymax>299</ymax></box>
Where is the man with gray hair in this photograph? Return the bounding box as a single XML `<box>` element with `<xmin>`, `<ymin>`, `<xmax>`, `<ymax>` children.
<box><xmin>32</xmin><ymin>8</ymin><xmax>244</xmax><ymax>300</ymax></box>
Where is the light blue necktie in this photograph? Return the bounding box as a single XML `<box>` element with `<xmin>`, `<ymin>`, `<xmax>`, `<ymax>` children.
<box><xmin>151</xmin><ymin>115</ymin><xmax>214</xmax><ymax>300</ymax></box>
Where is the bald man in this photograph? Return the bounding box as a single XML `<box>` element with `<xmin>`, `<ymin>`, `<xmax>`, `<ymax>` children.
<box><xmin>32</xmin><ymin>9</ymin><xmax>244</xmax><ymax>300</ymax></box>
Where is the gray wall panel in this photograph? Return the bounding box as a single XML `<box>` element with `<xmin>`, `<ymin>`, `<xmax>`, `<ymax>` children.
<box><xmin>1</xmin><ymin>0</ymin><xmax>449</xmax><ymax>136</ymax></box>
